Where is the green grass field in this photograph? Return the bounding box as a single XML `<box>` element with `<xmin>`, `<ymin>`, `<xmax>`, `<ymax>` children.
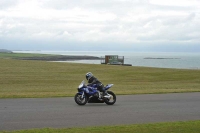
<box><xmin>0</xmin><ymin>57</ymin><xmax>200</xmax><ymax>98</ymax></box>
<box><xmin>1</xmin><ymin>121</ymin><xmax>200</xmax><ymax>133</ymax></box>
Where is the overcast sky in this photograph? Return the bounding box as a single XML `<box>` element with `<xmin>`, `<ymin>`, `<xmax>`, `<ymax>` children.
<box><xmin>0</xmin><ymin>0</ymin><xmax>200</xmax><ymax>52</ymax></box>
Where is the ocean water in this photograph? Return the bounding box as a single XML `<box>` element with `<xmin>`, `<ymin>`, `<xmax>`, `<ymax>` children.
<box><xmin>14</xmin><ymin>51</ymin><xmax>200</xmax><ymax>69</ymax></box>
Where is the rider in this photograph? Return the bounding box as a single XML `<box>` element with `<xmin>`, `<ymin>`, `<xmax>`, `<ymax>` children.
<box><xmin>86</xmin><ymin>72</ymin><xmax>108</xmax><ymax>98</ymax></box>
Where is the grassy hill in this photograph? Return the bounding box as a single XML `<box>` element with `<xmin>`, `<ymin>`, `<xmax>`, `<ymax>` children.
<box><xmin>0</xmin><ymin>57</ymin><xmax>200</xmax><ymax>98</ymax></box>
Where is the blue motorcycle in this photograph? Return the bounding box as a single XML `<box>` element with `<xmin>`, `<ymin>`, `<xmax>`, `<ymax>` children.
<box><xmin>74</xmin><ymin>80</ymin><xmax>116</xmax><ymax>105</ymax></box>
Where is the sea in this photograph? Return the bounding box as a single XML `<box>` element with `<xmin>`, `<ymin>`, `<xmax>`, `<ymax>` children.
<box><xmin>13</xmin><ymin>51</ymin><xmax>200</xmax><ymax>69</ymax></box>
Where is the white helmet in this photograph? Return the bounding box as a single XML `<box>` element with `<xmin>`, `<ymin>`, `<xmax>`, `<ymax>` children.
<box><xmin>86</xmin><ymin>72</ymin><xmax>93</xmax><ymax>80</ymax></box>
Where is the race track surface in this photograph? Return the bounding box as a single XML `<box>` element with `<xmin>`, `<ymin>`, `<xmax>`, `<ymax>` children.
<box><xmin>0</xmin><ymin>93</ymin><xmax>200</xmax><ymax>131</ymax></box>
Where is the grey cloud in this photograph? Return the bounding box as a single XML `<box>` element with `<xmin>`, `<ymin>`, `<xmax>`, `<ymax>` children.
<box><xmin>0</xmin><ymin>0</ymin><xmax>19</xmax><ymax>9</ymax></box>
<box><xmin>41</xmin><ymin>0</ymin><xmax>150</xmax><ymax>18</ymax></box>
<box><xmin>42</xmin><ymin>0</ymin><xmax>141</xmax><ymax>9</ymax></box>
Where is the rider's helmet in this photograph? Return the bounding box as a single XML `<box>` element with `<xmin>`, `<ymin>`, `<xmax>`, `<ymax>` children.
<box><xmin>86</xmin><ymin>72</ymin><xmax>93</xmax><ymax>81</ymax></box>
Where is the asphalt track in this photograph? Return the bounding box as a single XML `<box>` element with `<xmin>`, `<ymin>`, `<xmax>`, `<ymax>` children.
<box><xmin>0</xmin><ymin>92</ymin><xmax>200</xmax><ymax>131</ymax></box>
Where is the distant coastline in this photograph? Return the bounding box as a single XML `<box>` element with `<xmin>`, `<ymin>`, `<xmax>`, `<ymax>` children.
<box><xmin>2</xmin><ymin>50</ymin><xmax>200</xmax><ymax>69</ymax></box>
<box><xmin>18</xmin><ymin>55</ymin><xmax>101</xmax><ymax>61</ymax></box>
<box><xmin>0</xmin><ymin>49</ymin><xmax>13</xmax><ymax>53</ymax></box>
<box><xmin>0</xmin><ymin>49</ymin><xmax>101</xmax><ymax>61</ymax></box>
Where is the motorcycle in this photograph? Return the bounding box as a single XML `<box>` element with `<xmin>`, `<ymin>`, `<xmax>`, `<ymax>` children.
<box><xmin>74</xmin><ymin>80</ymin><xmax>116</xmax><ymax>105</ymax></box>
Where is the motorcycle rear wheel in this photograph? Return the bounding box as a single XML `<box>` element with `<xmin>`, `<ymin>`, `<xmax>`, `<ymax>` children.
<box><xmin>104</xmin><ymin>91</ymin><xmax>116</xmax><ymax>105</ymax></box>
<box><xmin>74</xmin><ymin>93</ymin><xmax>88</xmax><ymax>105</ymax></box>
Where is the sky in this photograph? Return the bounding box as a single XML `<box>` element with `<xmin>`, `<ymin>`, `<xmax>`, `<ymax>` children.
<box><xmin>0</xmin><ymin>0</ymin><xmax>200</xmax><ymax>52</ymax></box>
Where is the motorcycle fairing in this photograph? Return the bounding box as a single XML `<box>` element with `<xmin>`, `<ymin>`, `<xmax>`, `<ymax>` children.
<box><xmin>104</xmin><ymin>84</ymin><xmax>114</xmax><ymax>90</ymax></box>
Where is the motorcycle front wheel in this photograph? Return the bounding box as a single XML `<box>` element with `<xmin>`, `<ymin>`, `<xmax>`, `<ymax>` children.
<box><xmin>104</xmin><ymin>91</ymin><xmax>116</xmax><ymax>105</ymax></box>
<box><xmin>74</xmin><ymin>93</ymin><xmax>88</xmax><ymax>105</ymax></box>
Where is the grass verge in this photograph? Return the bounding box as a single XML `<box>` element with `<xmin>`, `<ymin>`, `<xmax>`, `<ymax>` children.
<box><xmin>1</xmin><ymin>120</ymin><xmax>200</xmax><ymax>133</ymax></box>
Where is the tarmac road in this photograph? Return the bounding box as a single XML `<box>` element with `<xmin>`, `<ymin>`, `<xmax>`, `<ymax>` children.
<box><xmin>0</xmin><ymin>92</ymin><xmax>200</xmax><ymax>131</ymax></box>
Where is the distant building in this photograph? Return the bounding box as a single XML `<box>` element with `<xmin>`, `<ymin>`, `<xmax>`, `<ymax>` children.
<box><xmin>101</xmin><ymin>55</ymin><xmax>124</xmax><ymax>65</ymax></box>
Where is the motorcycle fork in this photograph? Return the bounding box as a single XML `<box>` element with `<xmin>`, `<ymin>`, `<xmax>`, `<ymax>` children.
<box><xmin>81</xmin><ymin>92</ymin><xmax>85</xmax><ymax>99</ymax></box>
<box><xmin>98</xmin><ymin>91</ymin><xmax>102</xmax><ymax>99</ymax></box>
